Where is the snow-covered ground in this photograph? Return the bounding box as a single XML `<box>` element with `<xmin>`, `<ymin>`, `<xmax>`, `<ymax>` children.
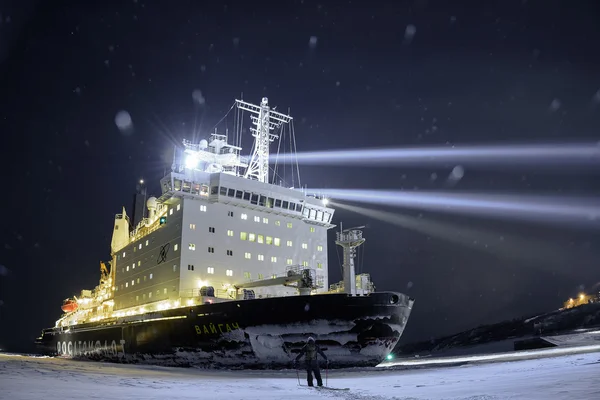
<box><xmin>1</xmin><ymin>349</ymin><xmax>599</xmax><ymax>400</ymax></box>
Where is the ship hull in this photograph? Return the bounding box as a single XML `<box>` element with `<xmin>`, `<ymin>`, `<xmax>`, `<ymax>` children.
<box><xmin>35</xmin><ymin>291</ymin><xmax>413</xmax><ymax>368</ymax></box>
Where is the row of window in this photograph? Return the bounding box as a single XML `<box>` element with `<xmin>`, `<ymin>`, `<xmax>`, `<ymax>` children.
<box><xmin>186</xmin><ymin>259</ymin><xmax>324</xmax><ymax>272</ymax></box>
<box><xmin>118</xmin><ymin>264</ymin><xmax>180</xmax><ymax>287</ymax></box>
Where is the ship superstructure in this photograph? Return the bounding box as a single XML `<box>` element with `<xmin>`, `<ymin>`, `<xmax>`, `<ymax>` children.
<box><xmin>38</xmin><ymin>97</ymin><xmax>413</xmax><ymax>368</ymax></box>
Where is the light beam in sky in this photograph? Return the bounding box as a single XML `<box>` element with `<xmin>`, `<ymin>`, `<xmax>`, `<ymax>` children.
<box><xmin>334</xmin><ymin>202</ymin><xmax>589</xmax><ymax>276</ymax></box>
<box><xmin>309</xmin><ymin>188</ymin><xmax>600</xmax><ymax>228</ymax></box>
<box><xmin>272</xmin><ymin>142</ymin><xmax>600</xmax><ymax>170</ymax></box>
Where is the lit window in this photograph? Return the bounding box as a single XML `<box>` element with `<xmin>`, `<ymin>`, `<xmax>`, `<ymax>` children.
<box><xmin>286</xmin><ymin>258</ymin><xmax>293</xmax><ymax>265</ymax></box>
<box><xmin>146</xmin><ymin>240</ymin><xmax>149</xmax><ymax>246</ymax></box>
<box><xmin>227</xmin><ymin>250</ymin><xmax>233</xmax><ymax>256</ymax></box>
<box><xmin>317</xmin><ymin>262</ymin><xmax>323</xmax><ymax>269</ymax></box>
<box><xmin>177</xmin><ymin>204</ymin><xmax>181</xmax><ymax>211</ymax></box>
<box><xmin>125</xmin><ymin>282</ymin><xmax>129</xmax><ymax>288</ymax></box>
<box><xmin>262</xmin><ymin>217</ymin><xmax>268</xmax><ymax>224</ymax></box>
<box><xmin>257</xmin><ymin>254</ymin><xmax>264</xmax><ymax>261</ymax></box>
<box><xmin>258</xmin><ymin>273</ymin><xmax>264</xmax><ymax>279</ymax></box>
<box><xmin>138</xmin><ymin>260</ymin><xmax>141</xmax><ymax>266</ymax></box>
<box><xmin>271</xmin><ymin>274</ymin><xmax>277</xmax><ymax>279</ymax></box>
<box><xmin>123</xmin><ymin>251</ymin><xmax>126</xmax><ymax>258</ymax></box>
<box><xmin>164</xmin><ymin>288</ymin><xmax>167</xmax><ymax>294</ymax></box>
<box><xmin>136</xmin><ymin>295</ymin><xmax>139</xmax><ymax>301</ymax></box>
<box><xmin>249</xmin><ymin>233</ymin><xmax>256</xmax><ymax>242</ymax></box>
<box><xmin>227</xmin><ymin>230</ymin><xmax>233</xmax><ymax>237</ymax></box>
<box><xmin>226</xmin><ymin>269</ymin><xmax>233</xmax><ymax>276</ymax></box>
<box><xmin>245</xmin><ymin>252</ymin><xmax>251</xmax><ymax>259</ymax></box>
<box><xmin>139</xmin><ymin>243</ymin><xmax>142</xmax><ymax>249</ymax></box>
<box><xmin>132</xmin><ymin>263</ymin><xmax>135</xmax><ymax>269</ymax></box>
<box><xmin>200</xmin><ymin>205</ymin><xmax>207</xmax><ymax>212</ymax></box>
<box><xmin>287</xmin><ymin>240</ymin><xmax>293</xmax><ymax>247</ymax></box>
<box><xmin>149</xmin><ymin>292</ymin><xmax>152</xmax><ymax>298</ymax></box>
<box><xmin>317</xmin><ymin>245</ymin><xmax>323</xmax><ymax>252</ymax></box>
<box><xmin>302</xmin><ymin>261</ymin><xmax>309</xmax><ymax>267</ymax></box>
<box><xmin>126</xmin><ymin>266</ymin><xmax>129</xmax><ymax>272</ymax></box>
<box><xmin>266</xmin><ymin>236</ymin><xmax>273</xmax><ymax>245</ymax></box>
<box><xmin>131</xmin><ymin>280</ymin><xmax>134</xmax><ymax>286</ymax></box>
<box><xmin>169</xmin><ymin>208</ymin><xmax>173</xmax><ymax>215</ymax></box>
<box><xmin>254</xmin><ymin>216</ymin><xmax>260</xmax><ymax>222</ymax></box>
<box><xmin>302</xmin><ymin>243</ymin><xmax>308</xmax><ymax>249</ymax></box>
<box><xmin>144</xmin><ymin>276</ymin><xmax>146</xmax><ymax>281</ymax></box>
<box><xmin>274</xmin><ymin>238</ymin><xmax>281</xmax><ymax>246</ymax></box>
<box><xmin>174</xmin><ymin>244</ymin><xmax>179</xmax><ymax>251</ymax></box>
<box><xmin>173</xmin><ymin>265</ymin><xmax>177</xmax><ymax>272</ymax></box>
<box><xmin>189</xmin><ymin>243</ymin><xmax>196</xmax><ymax>251</ymax></box>
<box><xmin>310</xmin><ymin>227</ymin><xmax>315</xmax><ymax>233</ymax></box>
<box><xmin>150</xmin><ymin>273</ymin><xmax>153</xmax><ymax>279</ymax></box>
<box><xmin>143</xmin><ymin>294</ymin><xmax>146</xmax><ymax>299</ymax></box>
<box><xmin>258</xmin><ymin>235</ymin><xmax>264</xmax><ymax>244</ymax></box>
<box><xmin>271</xmin><ymin>256</ymin><xmax>277</xmax><ymax>263</ymax></box>
<box><xmin>287</xmin><ymin>222</ymin><xmax>293</xmax><ymax>228</ymax></box>
<box><xmin>190</xmin><ymin>223</ymin><xmax>196</xmax><ymax>230</ymax></box>
<box><xmin>244</xmin><ymin>272</ymin><xmax>251</xmax><ymax>279</ymax></box>
<box><xmin>137</xmin><ymin>278</ymin><xmax>140</xmax><ymax>284</ymax></box>
<box><xmin>275</xmin><ymin>220</ymin><xmax>280</xmax><ymax>226</ymax></box>
<box><xmin>207</xmin><ymin>267</ymin><xmax>214</xmax><ymax>274</ymax></box>
<box><xmin>133</xmin><ymin>246</ymin><xmax>136</xmax><ymax>253</ymax></box>
<box><xmin>241</xmin><ymin>213</ymin><xmax>247</xmax><ymax>220</ymax></box>
<box><xmin>208</xmin><ymin>247</ymin><xmax>215</xmax><ymax>253</ymax></box>
<box><xmin>240</xmin><ymin>232</ymin><xmax>248</xmax><ymax>240</ymax></box>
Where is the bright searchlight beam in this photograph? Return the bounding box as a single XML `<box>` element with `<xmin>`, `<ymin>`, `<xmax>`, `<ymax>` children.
<box><xmin>272</xmin><ymin>142</ymin><xmax>600</xmax><ymax>168</ymax></box>
<box><xmin>314</xmin><ymin>189</ymin><xmax>600</xmax><ymax>228</ymax></box>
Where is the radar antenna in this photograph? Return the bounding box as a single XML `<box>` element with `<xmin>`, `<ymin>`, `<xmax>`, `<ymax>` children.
<box><xmin>235</xmin><ymin>97</ymin><xmax>292</xmax><ymax>183</ymax></box>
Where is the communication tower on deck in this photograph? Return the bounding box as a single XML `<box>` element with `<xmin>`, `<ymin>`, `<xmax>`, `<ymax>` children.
<box><xmin>235</xmin><ymin>97</ymin><xmax>293</xmax><ymax>183</ymax></box>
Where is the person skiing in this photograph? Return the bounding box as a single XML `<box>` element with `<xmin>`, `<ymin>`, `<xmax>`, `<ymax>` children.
<box><xmin>293</xmin><ymin>337</ymin><xmax>328</xmax><ymax>387</ymax></box>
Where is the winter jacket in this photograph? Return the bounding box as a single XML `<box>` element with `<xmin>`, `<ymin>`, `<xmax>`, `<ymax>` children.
<box><xmin>295</xmin><ymin>342</ymin><xmax>327</xmax><ymax>362</ymax></box>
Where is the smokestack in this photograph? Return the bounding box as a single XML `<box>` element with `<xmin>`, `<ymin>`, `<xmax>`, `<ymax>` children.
<box><xmin>131</xmin><ymin>179</ymin><xmax>147</xmax><ymax>230</ymax></box>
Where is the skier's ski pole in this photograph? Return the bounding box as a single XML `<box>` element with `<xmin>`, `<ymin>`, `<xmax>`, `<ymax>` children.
<box><xmin>296</xmin><ymin>366</ymin><xmax>301</xmax><ymax>386</ymax></box>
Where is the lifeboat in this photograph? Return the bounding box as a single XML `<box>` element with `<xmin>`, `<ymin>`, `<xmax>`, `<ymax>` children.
<box><xmin>61</xmin><ymin>299</ymin><xmax>78</xmax><ymax>313</ymax></box>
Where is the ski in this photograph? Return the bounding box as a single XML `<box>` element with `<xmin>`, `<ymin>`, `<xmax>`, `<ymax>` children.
<box><xmin>313</xmin><ymin>387</ymin><xmax>350</xmax><ymax>391</ymax></box>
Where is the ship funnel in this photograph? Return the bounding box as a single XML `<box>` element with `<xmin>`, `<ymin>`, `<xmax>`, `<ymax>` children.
<box><xmin>111</xmin><ymin>206</ymin><xmax>130</xmax><ymax>254</ymax></box>
<box><xmin>146</xmin><ymin>197</ymin><xmax>158</xmax><ymax>220</ymax></box>
<box><xmin>335</xmin><ymin>225</ymin><xmax>366</xmax><ymax>296</ymax></box>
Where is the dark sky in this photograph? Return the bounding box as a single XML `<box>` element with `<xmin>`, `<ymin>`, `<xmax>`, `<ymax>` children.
<box><xmin>1</xmin><ymin>0</ymin><xmax>599</xmax><ymax>352</ymax></box>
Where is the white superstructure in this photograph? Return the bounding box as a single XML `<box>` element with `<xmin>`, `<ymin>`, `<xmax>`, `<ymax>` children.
<box><xmin>110</xmin><ymin>98</ymin><xmax>334</xmax><ymax>309</ymax></box>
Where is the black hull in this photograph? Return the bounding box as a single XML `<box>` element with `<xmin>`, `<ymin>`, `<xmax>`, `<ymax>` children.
<box><xmin>35</xmin><ymin>292</ymin><xmax>413</xmax><ymax>368</ymax></box>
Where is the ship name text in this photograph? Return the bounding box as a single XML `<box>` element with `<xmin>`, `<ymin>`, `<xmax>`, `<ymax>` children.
<box><xmin>195</xmin><ymin>322</ymin><xmax>240</xmax><ymax>335</ymax></box>
<box><xmin>56</xmin><ymin>339</ymin><xmax>126</xmax><ymax>357</ymax></box>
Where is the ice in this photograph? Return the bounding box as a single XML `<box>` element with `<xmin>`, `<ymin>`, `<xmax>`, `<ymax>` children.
<box><xmin>1</xmin><ymin>348</ymin><xmax>599</xmax><ymax>399</ymax></box>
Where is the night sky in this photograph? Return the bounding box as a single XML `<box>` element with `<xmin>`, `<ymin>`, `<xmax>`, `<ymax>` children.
<box><xmin>1</xmin><ymin>0</ymin><xmax>599</xmax><ymax>352</ymax></box>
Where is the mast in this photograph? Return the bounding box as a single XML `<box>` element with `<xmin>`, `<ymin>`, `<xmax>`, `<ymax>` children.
<box><xmin>236</xmin><ymin>97</ymin><xmax>292</xmax><ymax>183</ymax></box>
<box><xmin>335</xmin><ymin>225</ymin><xmax>366</xmax><ymax>295</ymax></box>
